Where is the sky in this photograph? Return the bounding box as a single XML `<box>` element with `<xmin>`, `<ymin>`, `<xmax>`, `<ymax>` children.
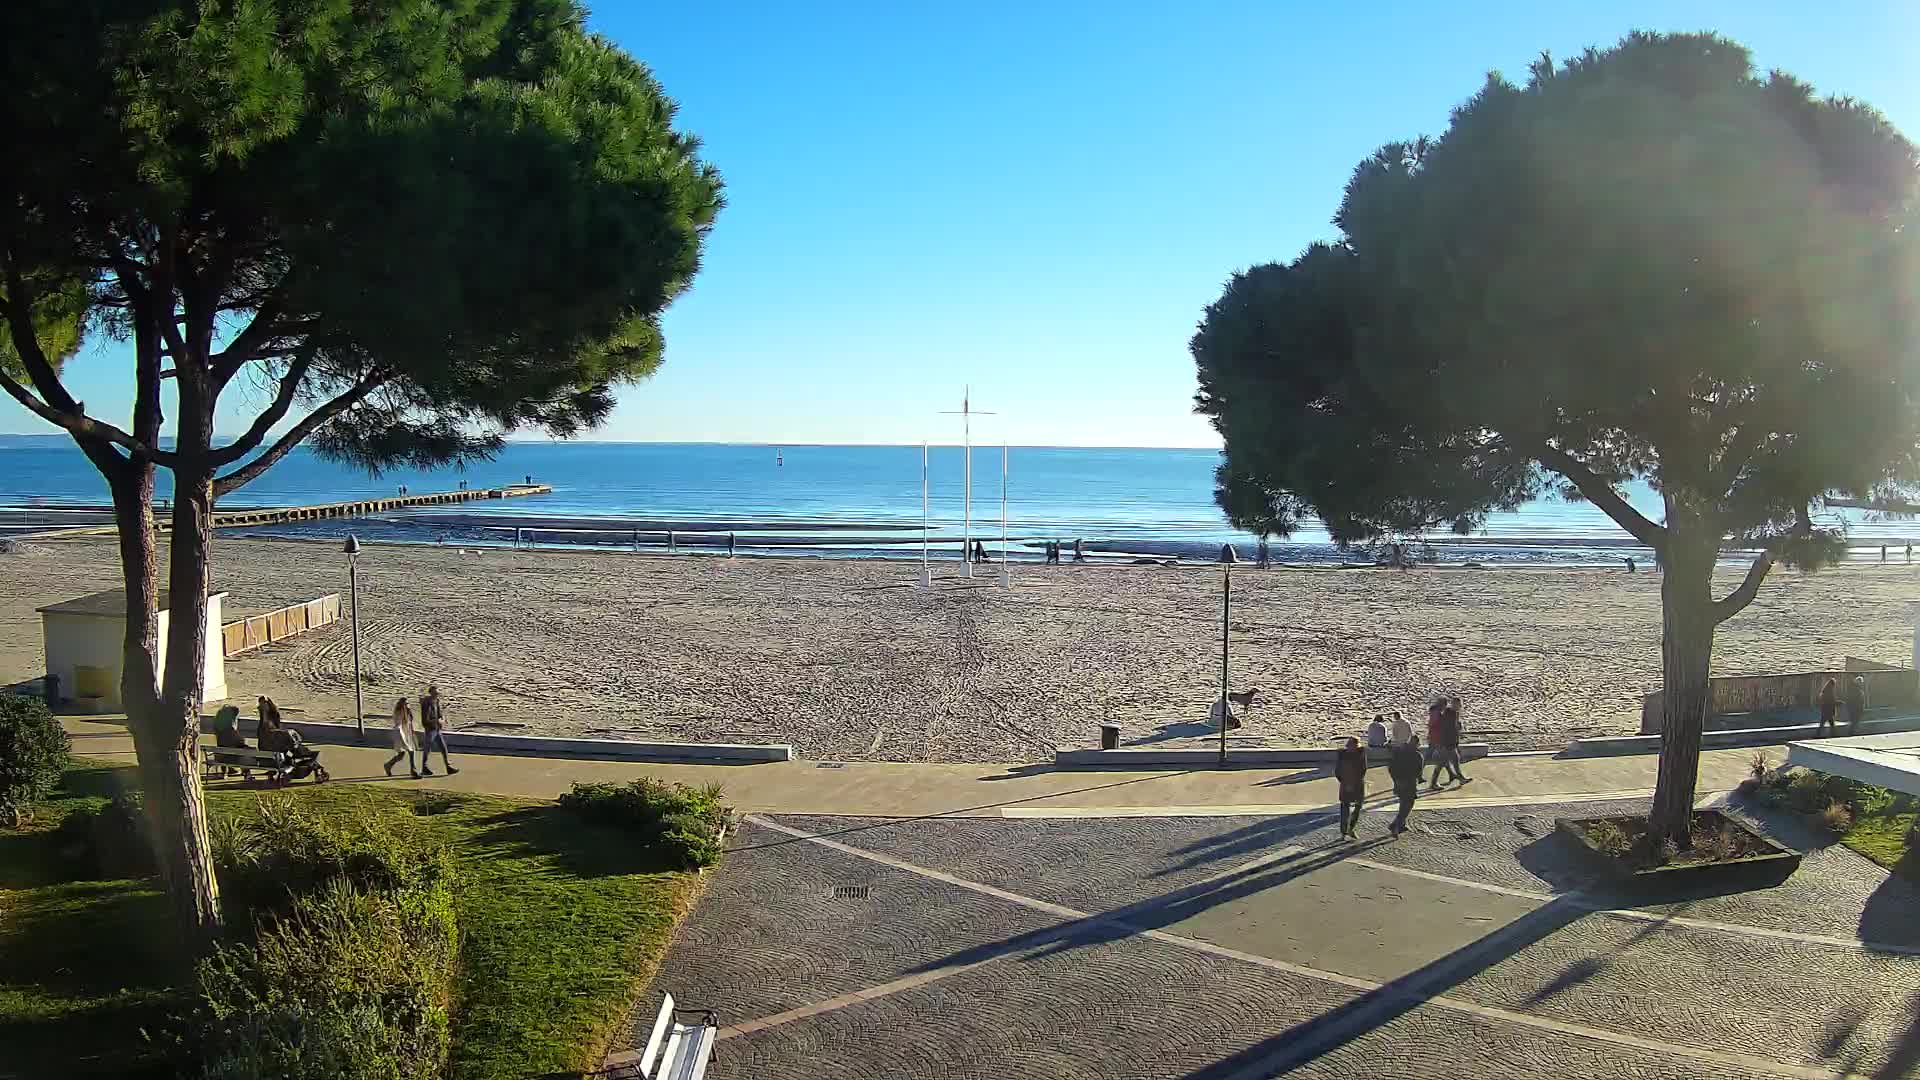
<box><xmin>7</xmin><ymin>1</ymin><xmax>1920</xmax><ymax>448</ymax></box>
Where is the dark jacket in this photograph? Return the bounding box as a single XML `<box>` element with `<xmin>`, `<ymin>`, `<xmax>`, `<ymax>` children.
<box><xmin>1334</xmin><ymin>747</ymin><xmax>1367</xmax><ymax>792</ymax></box>
<box><xmin>1388</xmin><ymin>745</ymin><xmax>1423</xmax><ymax>794</ymax></box>
<box><xmin>421</xmin><ymin>693</ymin><xmax>444</xmax><ymax>731</ymax></box>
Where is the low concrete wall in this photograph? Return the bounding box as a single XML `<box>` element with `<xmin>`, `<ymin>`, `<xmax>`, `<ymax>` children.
<box><xmin>1571</xmin><ymin>712</ymin><xmax>1920</xmax><ymax>757</ymax></box>
<box><xmin>1640</xmin><ymin>667</ymin><xmax>1918</xmax><ymax>734</ymax></box>
<box><xmin>1055</xmin><ymin>743</ymin><xmax>1490</xmax><ymax>769</ymax></box>
<box><xmin>205</xmin><ymin>716</ymin><xmax>791</xmax><ymax>764</ymax></box>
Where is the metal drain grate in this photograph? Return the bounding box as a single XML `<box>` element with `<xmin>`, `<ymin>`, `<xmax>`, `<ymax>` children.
<box><xmin>816</xmin><ymin>762</ymin><xmax>847</xmax><ymax>769</ymax></box>
<box><xmin>832</xmin><ymin>885</ymin><xmax>870</xmax><ymax>901</ymax></box>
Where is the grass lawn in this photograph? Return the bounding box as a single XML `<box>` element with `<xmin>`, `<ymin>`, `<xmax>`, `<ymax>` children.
<box><xmin>0</xmin><ymin>758</ymin><xmax>708</xmax><ymax>1080</ymax></box>
<box><xmin>1837</xmin><ymin>782</ymin><xmax>1917</xmax><ymax>879</ymax></box>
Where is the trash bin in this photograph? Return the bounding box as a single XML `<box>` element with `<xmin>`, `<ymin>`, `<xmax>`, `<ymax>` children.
<box><xmin>43</xmin><ymin>672</ymin><xmax>60</xmax><ymax>707</ymax></box>
<box><xmin>1099</xmin><ymin>723</ymin><xmax>1120</xmax><ymax>751</ymax></box>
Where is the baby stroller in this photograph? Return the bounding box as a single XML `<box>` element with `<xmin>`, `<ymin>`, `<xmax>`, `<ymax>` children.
<box><xmin>261</xmin><ymin>727</ymin><xmax>330</xmax><ymax>785</ymax></box>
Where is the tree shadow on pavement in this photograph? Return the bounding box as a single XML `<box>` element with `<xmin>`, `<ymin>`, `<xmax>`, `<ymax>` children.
<box><xmin>1859</xmin><ymin>856</ymin><xmax>1920</xmax><ymax>951</ymax></box>
<box><xmin>1152</xmin><ymin>813</ymin><xmax>1334</xmax><ymax>876</ymax></box>
<box><xmin>904</xmin><ymin>837</ymin><xmax>1393</xmax><ymax>975</ymax></box>
<box><xmin>1179</xmin><ymin>889</ymin><xmax>1594</xmax><ymax>1078</ymax></box>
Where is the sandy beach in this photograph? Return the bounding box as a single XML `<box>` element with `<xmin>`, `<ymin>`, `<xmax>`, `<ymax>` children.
<box><xmin>2</xmin><ymin>535</ymin><xmax>1915</xmax><ymax>762</ymax></box>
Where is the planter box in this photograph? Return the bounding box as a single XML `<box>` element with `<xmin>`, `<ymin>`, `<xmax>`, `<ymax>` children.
<box><xmin>1555</xmin><ymin>810</ymin><xmax>1802</xmax><ymax>886</ymax></box>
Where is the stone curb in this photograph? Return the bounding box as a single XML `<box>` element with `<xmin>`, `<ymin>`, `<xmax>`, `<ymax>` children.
<box><xmin>1053</xmin><ymin>743</ymin><xmax>1491</xmax><ymax>768</ymax></box>
<box><xmin>201</xmin><ymin>716</ymin><xmax>792</xmax><ymax>764</ymax></box>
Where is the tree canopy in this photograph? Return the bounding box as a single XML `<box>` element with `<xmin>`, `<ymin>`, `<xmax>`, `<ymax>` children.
<box><xmin>1</xmin><ymin>0</ymin><xmax>723</xmax><ymax>485</ymax></box>
<box><xmin>1195</xmin><ymin>32</ymin><xmax>1919</xmax><ymax>563</ymax></box>
<box><xmin>0</xmin><ymin>0</ymin><xmax>722</xmax><ymax>933</ymax></box>
<box><xmin>1192</xmin><ymin>32</ymin><xmax>1920</xmax><ymax>842</ymax></box>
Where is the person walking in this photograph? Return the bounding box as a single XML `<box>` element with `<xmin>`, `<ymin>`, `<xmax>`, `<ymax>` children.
<box><xmin>1425</xmin><ymin>698</ymin><xmax>1446</xmax><ymax>788</ymax></box>
<box><xmin>1907</xmin><ymin>542</ymin><xmax>1913</xmax><ymax>564</ymax></box>
<box><xmin>1847</xmin><ymin>674</ymin><xmax>1869</xmax><ymax>734</ymax></box>
<box><xmin>1335</xmin><ymin>737</ymin><xmax>1368</xmax><ymax>839</ymax></box>
<box><xmin>1817</xmin><ymin>676</ymin><xmax>1840</xmax><ymax>737</ymax></box>
<box><xmin>419</xmin><ymin>684</ymin><xmax>459</xmax><ymax>776</ymax></box>
<box><xmin>1437</xmin><ymin>696</ymin><xmax>1468</xmax><ymax>786</ymax></box>
<box><xmin>384</xmin><ymin>697</ymin><xmax>420</xmax><ymax>779</ymax></box>
<box><xmin>1389</xmin><ymin>736</ymin><xmax>1423</xmax><ymax>837</ymax></box>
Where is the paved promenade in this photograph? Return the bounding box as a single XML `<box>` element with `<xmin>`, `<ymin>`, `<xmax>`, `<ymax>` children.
<box><xmin>64</xmin><ymin>714</ymin><xmax>1768</xmax><ymax>817</ymax></box>
<box><xmin>616</xmin><ymin>802</ymin><xmax>1918</xmax><ymax>1079</ymax></box>
<box><xmin>62</xmin><ymin>716</ymin><xmax>1918</xmax><ymax>1078</ymax></box>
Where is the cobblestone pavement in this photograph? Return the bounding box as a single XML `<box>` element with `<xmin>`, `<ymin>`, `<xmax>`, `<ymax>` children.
<box><xmin>622</xmin><ymin>803</ymin><xmax>1920</xmax><ymax>1079</ymax></box>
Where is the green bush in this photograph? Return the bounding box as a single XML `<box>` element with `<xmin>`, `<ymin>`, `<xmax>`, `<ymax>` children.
<box><xmin>1785</xmin><ymin>769</ymin><xmax>1830</xmax><ymax>813</ymax></box>
<box><xmin>188</xmin><ymin>878</ymin><xmax>457</xmax><ymax>1080</ymax></box>
<box><xmin>182</xmin><ymin>799</ymin><xmax>459</xmax><ymax>1079</ymax></box>
<box><xmin>54</xmin><ymin>791</ymin><xmax>155</xmax><ymax>879</ymax></box>
<box><xmin>1581</xmin><ymin>819</ymin><xmax>1633</xmax><ymax>857</ymax></box>
<box><xmin>558</xmin><ymin>778</ymin><xmax>730</xmax><ymax>869</ymax></box>
<box><xmin>215</xmin><ymin>794</ymin><xmax>451</xmax><ymax>917</ymax></box>
<box><xmin>0</xmin><ymin>695</ymin><xmax>69</xmax><ymax>826</ymax></box>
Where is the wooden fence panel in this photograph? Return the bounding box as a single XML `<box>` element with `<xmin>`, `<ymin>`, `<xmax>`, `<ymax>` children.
<box><xmin>267</xmin><ymin>609</ymin><xmax>290</xmax><ymax>641</ymax></box>
<box><xmin>222</xmin><ymin>622</ymin><xmax>247</xmax><ymax>657</ymax></box>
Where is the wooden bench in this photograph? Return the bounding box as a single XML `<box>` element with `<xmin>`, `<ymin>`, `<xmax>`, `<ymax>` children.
<box><xmin>203</xmin><ymin>746</ymin><xmax>285</xmax><ymax>777</ymax></box>
<box><xmin>202</xmin><ymin>745</ymin><xmax>329</xmax><ymax>785</ymax></box>
<box><xmin>635</xmin><ymin>992</ymin><xmax>716</xmax><ymax>1079</ymax></box>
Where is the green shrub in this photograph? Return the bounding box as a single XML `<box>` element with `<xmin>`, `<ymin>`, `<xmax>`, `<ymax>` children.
<box><xmin>0</xmin><ymin>695</ymin><xmax>69</xmax><ymax>826</ymax></box>
<box><xmin>1580</xmin><ymin>820</ymin><xmax>1631</xmax><ymax>857</ymax></box>
<box><xmin>1818</xmin><ymin>801</ymin><xmax>1855</xmax><ymax>835</ymax></box>
<box><xmin>54</xmin><ymin>791</ymin><xmax>155</xmax><ymax>879</ymax></box>
<box><xmin>182</xmin><ymin>799</ymin><xmax>459</xmax><ymax>1079</ymax></box>
<box><xmin>1785</xmin><ymin>769</ymin><xmax>1829</xmax><ymax>813</ymax></box>
<box><xmin>187</xmin><ymin>878</ymin><xmax>457</xmax><ymax>1080</ymax></box>
<box><xmin>215</xmin><ymin>794</ymin><xmax>450</xmax><ymax>917</ymax></box>
<box><xmin>558</xmin><ymin>778</ymin><xmax>730</xmax><ymax>869</ymax></box>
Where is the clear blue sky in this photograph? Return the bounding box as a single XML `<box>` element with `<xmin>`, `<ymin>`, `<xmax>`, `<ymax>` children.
<box><xmin>7</xmin><ymin>1</ymin><xmax>1918</xmax><ymax>447</ymax></box>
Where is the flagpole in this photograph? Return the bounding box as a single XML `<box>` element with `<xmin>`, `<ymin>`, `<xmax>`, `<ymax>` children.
<box><xmin>1000</xmin><ymin>442</ymin><xmax>1010</xmax><ymax>588</ymax></box>
<box><xmin>940</xmin><ymin>389</ymin><xmax>993</xmax><ymax>582</ymax></box>
<box><xmin>920</xmin><ymin>441</ymin><xmax>931</xmax><ymax>588</ymax></box>
<box><xmin>963</xmin><ymin>388</ymin><xmax>973</xmax><ymax>579</ymax></box>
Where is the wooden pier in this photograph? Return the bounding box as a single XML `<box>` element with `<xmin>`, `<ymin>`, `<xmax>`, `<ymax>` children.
<box><xmin>207</xmin><ymin>483</ymin><xmax>552</xmax><ymax>529</ymax></box>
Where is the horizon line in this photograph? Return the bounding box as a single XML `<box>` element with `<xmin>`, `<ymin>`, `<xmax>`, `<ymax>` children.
<box><xmin>0</xmin><ymin>432</ymin><xmax>1225</xmax><ymax>453</ymax></box>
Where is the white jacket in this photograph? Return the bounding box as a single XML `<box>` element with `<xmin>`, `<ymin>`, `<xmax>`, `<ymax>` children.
<box><xmin>392</xmin><ymin>709</ymin><xmax>418</xmax><ymax>752</ymax></box>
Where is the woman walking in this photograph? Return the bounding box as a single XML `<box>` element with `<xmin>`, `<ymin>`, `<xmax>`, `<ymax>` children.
<box><xmin>384</xmin><ymin>697</ymin><xmax>419</xmax><ymax>779</ymax></box>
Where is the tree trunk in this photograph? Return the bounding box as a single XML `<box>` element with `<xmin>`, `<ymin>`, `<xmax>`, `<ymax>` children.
<box><xmin>149</xmin><ymin>384</ymin><xmax>224</xmax><ymax>937</ymax></box>
<box><xmin>1648</xmin><ymin>541</ymin><xmax>1717</xmax><ymax>847</ymax></box>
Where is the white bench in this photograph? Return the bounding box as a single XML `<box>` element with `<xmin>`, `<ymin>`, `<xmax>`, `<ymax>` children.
<box><xmin>635</xmin><ymin>993</ymin><xmax>716</xmax><ymax>1080</ymax></box>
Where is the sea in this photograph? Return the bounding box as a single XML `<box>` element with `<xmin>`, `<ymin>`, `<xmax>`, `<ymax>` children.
<box><xmin>1</xmin><ymin>435</ymin><xmax>1907</xmax><ymax>566</ymax></box>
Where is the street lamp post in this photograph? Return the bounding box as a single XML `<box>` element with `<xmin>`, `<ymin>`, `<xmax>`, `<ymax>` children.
<box><xmin>1218</xmin><ymin>543</ymin><xmax>1238</xmax><ymax>767</ymax></box>
<box><xmin>344</xmin><ymin>535</ymin><xmax>365</xmax><ymax>740</ymax></box>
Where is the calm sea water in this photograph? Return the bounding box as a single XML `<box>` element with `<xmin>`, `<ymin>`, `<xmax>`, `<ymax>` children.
<box><xmin>1</xmin><ymin>435</ymin><xmax>1904</xmax><ymax>564</ymax></box>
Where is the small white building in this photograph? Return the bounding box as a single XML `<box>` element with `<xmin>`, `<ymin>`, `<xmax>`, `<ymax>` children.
<box><xmin>38</xmin><ymin>589</ymin><xmax>228</xmax><ymax>709</ymax></box>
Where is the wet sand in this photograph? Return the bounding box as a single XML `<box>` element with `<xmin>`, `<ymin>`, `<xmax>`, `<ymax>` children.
<box><xmin>2</xmin><ymin>535</ymin><xmax>1914</xmax><ymax>762</ymax></box>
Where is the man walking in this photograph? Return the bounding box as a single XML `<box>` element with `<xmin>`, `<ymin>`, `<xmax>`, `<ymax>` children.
<box><xmin>1335</xmin><ymin>737</ymin><xmax>1368</xmax><ymax>839</ymax></box>
<box><xmin>419</xmin><ymin>684</ymin><xmax>459</xmax><ymax>776</ymax></box>
<box><xmin>1847</xmin><ymin>674</ymin><xmax>1869</xmax><ymax>734</ymax></box>
<box><xmin>1432</xmin><ymin>696</ymin><xmax>1468</xmax><ymax>788</ymax></box>
<box><xmin>1389</xmin><ymin>735</ymin><xmax>1423</xmax><ymax>837</ymax></box>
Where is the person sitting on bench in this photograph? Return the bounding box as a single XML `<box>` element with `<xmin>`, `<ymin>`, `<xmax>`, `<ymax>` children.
<box><xmin>212</xmin><ymin>705</ymin><xmax>254</xmax><ymax>779</ymax></box>
<box><xmin>257</xmin><ymin>696</ymin><xmax>319</xmax><ymax>771</ymax></box>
